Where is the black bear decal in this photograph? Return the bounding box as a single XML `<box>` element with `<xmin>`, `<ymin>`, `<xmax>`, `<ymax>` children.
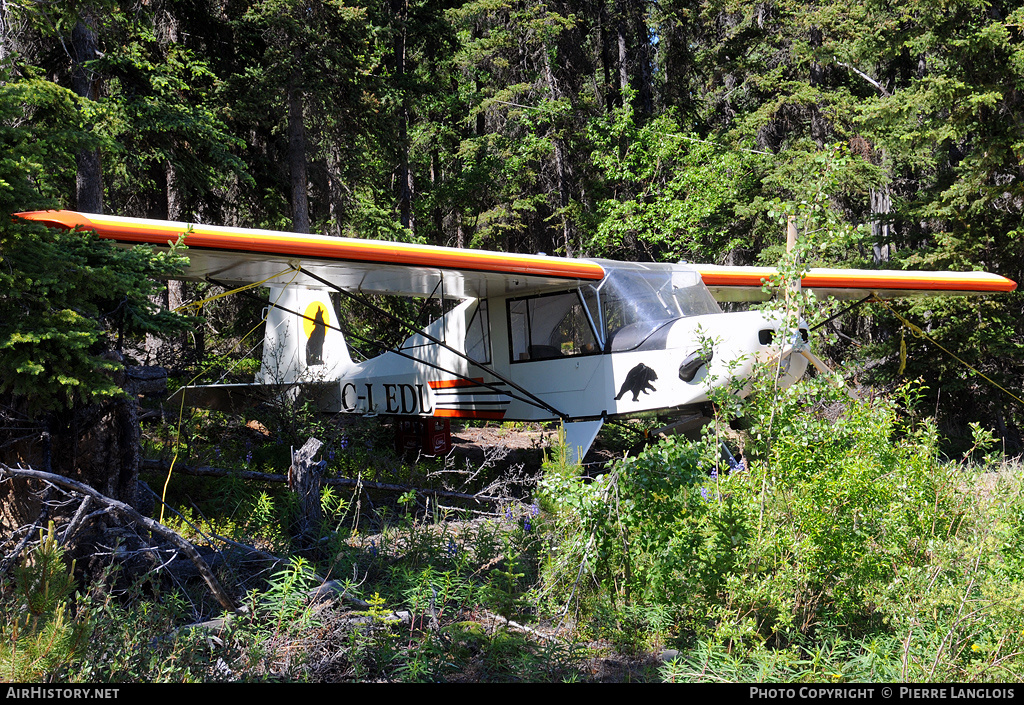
<box><xmin>615</xmin><ymin>363</ymin><xmax>658</xmax><ymax>402</ymax></box>
<box><xmin>306</xmin><ymin>306</ymin><xmax>326</xmax><ymax>366</ymax></box>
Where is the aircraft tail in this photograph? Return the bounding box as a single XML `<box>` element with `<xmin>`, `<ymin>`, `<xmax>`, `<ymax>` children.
<box><xmin>255</xmin><ymin>284</ymin><xmax>355</xmax><ymax>385</ymax></box>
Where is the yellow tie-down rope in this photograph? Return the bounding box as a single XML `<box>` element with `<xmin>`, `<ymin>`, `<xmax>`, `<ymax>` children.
<box><xmin>172</xmin><ymin>268</ymin><xmax>294</xmax><ymax>313</ymax></box>
<box><xmin>877</xmin><ymin>299</ymin><xmax>1024</xmax><ymax>407</ymax></box>
<box><xmin>159</xmin><ymin>268</ymin><xmax>300</xmax><ymax>523</ymax></box>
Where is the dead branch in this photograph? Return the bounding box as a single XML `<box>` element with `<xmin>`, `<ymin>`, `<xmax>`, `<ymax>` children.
<box><xmin>477</xmin><ymin>607</ymin><xmax>560</xmax><ymax>642</ymax></box>
<box><xmin>0</xmin><ymin>463</ymin><xmax>237</xmax><ymax>612</ymax></box>
<box><xmin>139</xmin><ymin>481</ymin><xmax>376</xmax><ymax>611</ymax></box>
<box><xmin>0</xmin><ymin>485</ymin><xmax>53</xmax><ymax>577</ymax></box>
<box><xmin>0</xmin><ymin>517</ymin><xmax>39</xmax><ymax>577</ymax></box>
<box><xmin>308</xmin><ymin>579</ymin><xmax>370</xmax><ymax>608</ymax></box>
<box><xmin>179</xmin><ymin>578</ymin><xmax>394</xmax><ymax>637</ymax></box>
<box><xmin>836</xmin><ymin>61</ymin><xmax>892</xmax><ymax>97</ymax></box>
<box><xmin>60</xmin><ymin>495</ymin><xmax>92</xmax><ymax>545</ymax></box>
<box><xmin>141</xmin><ymin>458</ymin><xmax>509</xmax><ymax>504</ymax></box>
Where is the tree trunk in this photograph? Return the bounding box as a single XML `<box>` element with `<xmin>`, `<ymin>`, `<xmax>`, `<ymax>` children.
<box><xmin>0</xmin><ymin>356</ymin><xmax>142</xmax><ymax>543</ymax></box>
<box><xmin>143</xmin><ymin>158</ymin><xmax>185</xmax><ymax>364</ymax></box>
<box><xmin>871</xmin><ymin>185</ymin><xmax>892</xmax><ymax>263</ymax></box>
<box><xmin>289</xmin><ymin>437</ymin><xmax>323</xmax><ymax>548</ymax></box>
<box><xmin>392</xmin><ymin>0</ymin><xmax>415</xmax><ymax>235</ymax></box>
<box><xmin>616</xmin><ymin>0</ymin><xmax>629</xmax><ymax>106</ymax></box>
<box><xmin>71</xmin><ymin>13</ymin><xmax>103</xmax><ymax>214</ymax></box>
<box><xmin>543</xmin><ymin>48</ymin><xmax>574</xmax><ymax>257</ymax></box>
<box><xmin>600</xmin><ymin>4</ymin><xmax>614</xmax><ymax>112</ymax></box>
<box><xmin>430</xmin><ymin>148</ymin><xmax>443</xmax><ymax>236</ymax></box>
<box><xmin>631</xmin><ymin>0</ymin><xmax>653</xmax><ymax>117</ymax></box>
<box><xmin>288</xmin><ymin>68</ymin><xmax>310</xmax><ymax>234</ymax></box>
<box><xmin>398</xmin><ymin>108</ymin><xmax>416</xmax><ymax>234</ymax></box>
<box><xmin>0</xmin><ymin>0</ymin><xmax>11</xmax><ymax>65</ymax></box>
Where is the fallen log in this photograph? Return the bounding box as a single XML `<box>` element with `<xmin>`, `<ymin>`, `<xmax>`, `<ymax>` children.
<box><xmin>141</xmin><ymin>458</ymin><xmax>507</xmax><ymax>504</ymax></box>
<box><xmin>0</xmin><ymin>463</ymin><xmax>237</xmax><ymax>612</ymax></box>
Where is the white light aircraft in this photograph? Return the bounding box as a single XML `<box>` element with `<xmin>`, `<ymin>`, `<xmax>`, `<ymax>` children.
<box><xmin>17</xmin><ymin>210</ymin><xmax>1018</xmax><ymax>460</ymax></box>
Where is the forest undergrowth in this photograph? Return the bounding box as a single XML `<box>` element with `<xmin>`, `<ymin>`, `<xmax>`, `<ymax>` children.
<box><xmin>4</xmin><ymin>371</ymin><xmax>1024</xmax><ymax>683</ymax></box>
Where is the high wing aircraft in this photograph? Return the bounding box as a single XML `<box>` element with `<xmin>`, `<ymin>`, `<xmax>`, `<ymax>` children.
<box><xmin>16</xmin><ymin>210</ymin><xmax>1018</xmax><ymax>461</ymax></box>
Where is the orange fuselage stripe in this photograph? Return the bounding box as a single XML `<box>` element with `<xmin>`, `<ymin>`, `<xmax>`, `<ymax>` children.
<box><xmin>16</xmin><ymin>210</ymin><xmax>606</xmax><ymax>281</ymax></box>
<box><xmin>428</xmin><ymin>378</ymin><xmax>485</xmax><ymax>389</ymax></box>
<box><xmin>433</xmin><ymin>409</ymin><xmax>506</xmax><ymax>420</ymax></box>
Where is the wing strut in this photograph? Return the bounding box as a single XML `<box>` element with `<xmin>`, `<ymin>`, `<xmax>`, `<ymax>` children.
<box><xmin>809</xmin><ymin>295</ymin><xmax>873</xmax><ymax>332</ymax></box>
<box><xmin>294</xmin><ymin>265</ymin><xmax>572</xmax><ymax>421</ymax></box>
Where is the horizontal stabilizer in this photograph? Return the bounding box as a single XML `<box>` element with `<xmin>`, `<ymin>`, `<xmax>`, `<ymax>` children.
<box><xmin>169</xmin><ymin>382</ymin><xmax>338</xmax><ymax>414</ymax></box>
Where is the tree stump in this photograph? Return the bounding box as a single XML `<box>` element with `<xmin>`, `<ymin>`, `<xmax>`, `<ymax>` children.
<box><xmin>289</xmin><ymin>437</ymin><xmax>324</xmax><ymax>547</ymax></box>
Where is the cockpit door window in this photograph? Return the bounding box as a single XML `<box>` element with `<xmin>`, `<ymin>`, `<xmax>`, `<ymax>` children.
<box><xmin>508</xmin><ymin>291</ymin><xmax>600</xmax><ymax>362</ymax></box>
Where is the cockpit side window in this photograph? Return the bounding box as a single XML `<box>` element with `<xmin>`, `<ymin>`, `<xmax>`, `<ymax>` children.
<box><xmin>508</xmin><ymin>291</ymin><xmax>600</xmax><ymax>362</ymax></box>
<box><xmin>465</xmin><ymin>300</ymin><xmax>491</xmax><ymax>364</ymax></box>
<box><xmin>669</xmin><ymin>270</ymin><xmax>721</xmax><ymax>317</ymax></box>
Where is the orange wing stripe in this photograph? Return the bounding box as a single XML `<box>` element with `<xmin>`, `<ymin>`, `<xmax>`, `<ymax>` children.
<box><xmin>16</xmin><ymin>210</ymin><xmax>605</xmax><ymax>281</ymax></box>
<box><xmin>23</xmin><ymin>210</ymin><xmax>1013</xmax><ymax>293</ymax></box>
<box><xmin>696</xmin><ymin>267</ymin><xmax>1017</xmax><ymax>293</ymax></box>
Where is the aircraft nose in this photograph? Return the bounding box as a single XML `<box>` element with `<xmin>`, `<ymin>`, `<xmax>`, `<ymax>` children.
<box><xmin>756</xmin><ymin>318</ymin><xmax>809</xmax><ymax>350</ymax></box>
<box><xmin>754</xmin><ymin>314</ymin><xmax>811</xmax><ymax>385</ymax></box>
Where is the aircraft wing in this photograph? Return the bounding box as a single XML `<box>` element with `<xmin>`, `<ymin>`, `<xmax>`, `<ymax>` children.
<box><xmin>15</xmin><ymin>210</ymin><xmax>605</xmax><ymax>299</ymax></box>
<box><xmin>17</xmin><ymin>210</ymin><xmax>1016</xmax><ymax>302</ymax></box>
<box><xmin>691</xmin><ymin>264</ymin><xmax>1017</xmax><ymax>302</ymax></box>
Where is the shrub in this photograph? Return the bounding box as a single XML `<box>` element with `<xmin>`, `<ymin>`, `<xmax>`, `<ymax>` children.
<box><xmin>540</xmin><ymin>376</ymin><xmax>990</xmax><ymax>665</ymax></box>
<box><xmin>0</xmin><ymin>523</ymin><xmax>90</xmax><ymax>681</ymax></box>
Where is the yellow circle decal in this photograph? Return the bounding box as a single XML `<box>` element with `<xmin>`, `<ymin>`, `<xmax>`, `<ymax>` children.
<box><xmin>303</xmin><ymin>301</ymin><xmax>329</xmax><ymax>339</ymax></box>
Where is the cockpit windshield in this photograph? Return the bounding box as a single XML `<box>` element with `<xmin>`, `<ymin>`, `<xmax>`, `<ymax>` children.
<box><xmin>587</xmin><ymin>261</ymin><xmax>722</xmax><ymax>352</ymax></box>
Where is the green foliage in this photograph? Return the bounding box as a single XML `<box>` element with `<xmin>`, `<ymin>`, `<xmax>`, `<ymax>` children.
<box><xmin>0</xmin><ymin>524</ymin><xmax>90</xmax><ymax>681</ymax></box>
<box><xmin>27</xmin><ymin>373</ymin><xmax>1024</xmax><ymax>682</ymax></box>
<box><xmin>0</xmin><ymin>61</ymin><xmax>193</xmax><ymax>412</ymax></box>
<box><xmin>0</xmin><ymin>225</ymin><xmax>191</xmax><ymax>411</ymax></box>
<box><xmin>263</xmin><ymin>557</ymin><xmax>319</xmax><ymax>634</ymax></box>
<box><xmin>74</xmin><ymin>583</ymin><xmax>241</xmax><ymax>683</ymax></box>
<box><xmin>539</xmin><ymin>372</ymin><xmax>1024</xmax><ymax>679</ymax></box>
<box><xmin>0</xmin><ymin>73</ymin><xmax>92</xmax><ymax>206</ymax></box>
<box><xmin>587</xmin><ymin>98</ymin><xmax>765</xmax><ymax>262</ymax></box>
<box><xmin>98</xmin><ymin>28</ymin><xmax>247</xmax><ymax>210</ymax></box>
<box><xmin>6</xmin><ymin>0</ymin><xmax>1024</xmax><ymax>682</ymax></box>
